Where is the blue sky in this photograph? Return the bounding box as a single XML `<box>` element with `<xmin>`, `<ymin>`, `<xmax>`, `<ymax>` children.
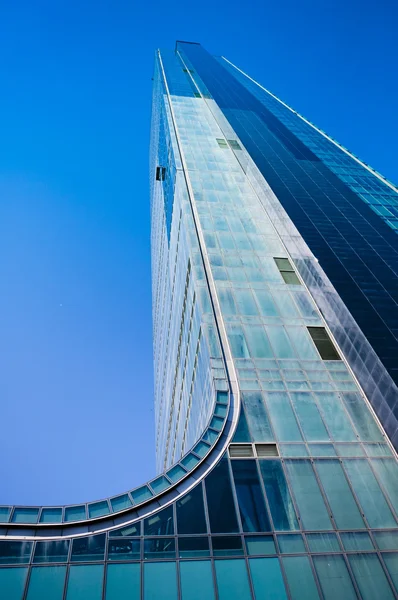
<box><xmin>1</xmin><ymin>0</ymin><xmax>397</xmax><ymax>505</ymax></box>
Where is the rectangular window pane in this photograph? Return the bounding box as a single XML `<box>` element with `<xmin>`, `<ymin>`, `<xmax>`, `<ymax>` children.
<box><xmin>259</xmin><ymin>460</ymin><xmax>299</xmax><ymax>531</ymax></box>
<box><xmin>315</xmin><ymin>393</ymin><xmax>357</xmax><ymax>441</ymax></box>
<box><xmin>180</xmin><ymin>561</ymin><xmax>215</xmax><ymax>600</ymax></box>
<box><xmin>341</xmin><ymin>393</ymin><xmax>383</xmax><ymax>441</ymax></box>
<box><xmin>33</xmin><ymin>541</ymin><xmax>69</xmax><ymax>563</ymax></box>
<box><xmin>283</xmin><ymin>556</ymin><xmax>320</xmax><ymax>600</ymax></box>
<box><xmin>287</xmin><ymin>328</ymin><xmax>319</xmax><ymax>360</ymax></box>
<box><xmin>348</xmin><ymin>554</ymin><xmax>394</xmax><ymax>600</ymax></box>
<box><xmin>249</xmin><ymin>557</ymin><xmax>288</xmax><ymax>599</ymax></box>
<box><xmin>254</xmin><ymin>290</ymin><xmax>279</xmax><ymax>316</ymax></box>
<box><xmin>268</xmin><ymin>327</ymin><xmax>296</xmax><ymax>358</ymax></box>
<box><xmin>242</xmin><ymin>392</ymin><xmax>274</xmax><ymax>442</ymax></box>
<box><xmin>277</xmin><ymin>535</ymin><xmax>306</xmax><ymax>554</ymax></box>
<box><xmin>177</xmin><ymin>484</ymin><xmax>207</xmax><ymax>534</ymax></box>
<box><xmin>205</xmin><ymin>458</ymin><xmax>239</xmax><ymax>533</ymax></box>
<box><xmin>306</xmin><ymin>533</ymin><xmax>340</xmax><ymax>553</ymax></box>
<box><xmin>27</xmin><ymin>566</ymin><xmax>66</xmax><ymax>600</ymax></box>
<box><xmin>285</xmin><ymin>460</ymin><xmax>332</xmax><ymax>530</ymax></box>
<box><xmin>340</xmin><ymin>532</ymin><xmax>374</xmax><ymax>551</ymax></box>
<box><xmin>265</xmin><ymin>392</ymin><xmax>302</xmax><ymax>441</ymax></box>
<box><xmin>227</xmin><ymin>325</ymin><xmax>250</xmax><ymax>358</ymax></box>
<box><xmin>314</xmin><ymin>459</ymin><xmax>365</xmax><ymax>529</ymax></box>
<box><xmin>71</xmin><ymin>534</ymin><xmax>105</xmax><ymax>562</ymax></box>
<box><xmin>215</xmin><ymin>559</ymin><xmax>252</xmax><ymax>600</ymax></box>
<box><xmin>370</xmin><ymin>458</ymin><xmax>398</xmax><ymax>514</ymax></box>
<box><xmin>108</xmin><ymin>539</ymin><xmax>140</xmax><ymax>561</ymax></box>
<box><xmin>290</xmin><ymin>392</ymin><xmax>329</xmax><ymax>441</ymax></box>
<box><xmin>105</xmin><ymin>564</ymin><xmax>140</xmax><ymax>600</ymax></box>
<box><xmin>382</xmin><ymin>554</ymin><xmax>398</xmax><ymax>591</ymax></box>
<box><xmin>307</xmin><ymin>327</ymin><xmax>340</xmax><ymax>360</ymax></box>
<box><xmin>66</xmin><ymin>565</ymin><xmax>104</xmax><ymax>600</ymax></box>
<box><xmin>143</xmin><ymin>538</ymin><xmax>175</xmax><ymax>559</ymax></box>
<box><xmin>343</xmin><ymin>459</ymin><xmax>396</xmax><ymax>528</ymax></box>
<box><xmin>0</xmin><ymin>568</ymin><xmax>27</xmax><ymax>600</ymax></box>
<box><xmin>235</xmin><ymin>290</ymin><xmax>259</xmax><ymax>315</ymax></box>
<box><xmin>245</xmin><ymin>536</ymin><xmax>276</xmax><ymax>555</ymax></box>
<box><xmin>178</xmin><ymin>537</ymin><xmax>210</xmax><ymax>558</ymax></box>
<box><xmin>218</xmin><ymin>288</ymin><xmax>237</xmax><ymax>315</ymax></box>
<box><xmin>231</xmin><ymin>460</ymin><xmax>271</xmax><ymax>532</ymax></box>
<box><xmin>245</xmin><ymin>325</ymin><xmax>273</xmax><ymax>358</ymax></box>
<box><xmin>313</xmin><ymin>555</ymin><xmax>356</xmax><ymax>600</ymax></box>
<box><xmin>144</xmin><ymin>562</ymin><xmax>177</xmax><ymax>600</ymax></box>
<box><xmin>0</xmin><ymin>541</ymin><xmax>32</xmax><ymax>564</ymax></box>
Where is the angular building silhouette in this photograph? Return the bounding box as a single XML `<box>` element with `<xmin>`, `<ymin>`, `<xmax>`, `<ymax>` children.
<box><xmin>2</xmin><ymin>42</ymin><xmax>398</xmax><ymax>599</ymax></box>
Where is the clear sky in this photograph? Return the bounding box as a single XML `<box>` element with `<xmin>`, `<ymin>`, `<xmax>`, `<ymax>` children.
<box><xmin>1</xmin><ymin>0</ymin><xmax>397</xmax><ymax>505</ymax></box>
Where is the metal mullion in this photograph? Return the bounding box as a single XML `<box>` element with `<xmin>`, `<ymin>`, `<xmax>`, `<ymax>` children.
<box><xmin>62</xmin><ymin>563</ymin><xmax>70</xmax><ymax>600</ymax></box>
<box><xmin>341</xmin><ymin>552</ymin><xmax>364</xmax><ymax>600</ymax></box>
<box><xmin>225</xmin><ymin>455</ymin><xmax>244</xmax><ymax>535</ymax></box>
<box><xmin>210</xmin><ymin>558</ymin><xmax>220</xmax><ymax>600</ymax></box>
<box><xmin>21</xmin><ymin>564</ymin><xmax>31</xmax><ymax>600</ymax></box>
<box><xmin>377</xmin><ymin>551</ymin><xmax>398</xmax><ymax>600</ymax></box>
<box><xmin>306</xmin><ymin>553</ymin><xmax>326</xmax><ymax>600</ymax></box>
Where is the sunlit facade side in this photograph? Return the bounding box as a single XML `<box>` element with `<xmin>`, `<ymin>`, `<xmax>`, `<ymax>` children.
<box><xmin>1</xmin><ymin>42</ymin><xmax>398</xmax><ymax>600</ymax></box>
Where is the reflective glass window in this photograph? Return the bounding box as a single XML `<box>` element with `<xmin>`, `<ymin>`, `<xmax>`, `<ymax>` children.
<box><xmin>314</xmin><ymin>459</ymin><xmax>365</xmax><ymax>529</ymax></box>
<box><xmin>241</xmin><ymin>392</ymin><xmax>274</xmax><ymax>442</ymax></box>
<box><xmin>277</xmin><ymin>535</ymin><xmax>306</xmax><ymax>554</ymax></box>
<box><xmin>235</xmin><ymin>289</ymin><xmax>259</xmax><ymax>315</ymax></box>
<box><xmin>343</xmin><ymin>459</ymin><xmax>396</xmax><ymax>528</ymax></box>
<box><xmin>215</xmin><ymin>559</ymin><xmax>252</xmax><ymax>600</ymax></box>
<box><xmin>66</xmin><ymin>565</ymin><xmax>104</xmax><ymax>600</ymax></box>
<box><xmin>313</xmin><ymin>555</ymin><xmax>356</xmax><ymax>600</ymax></box>
<box><xmin>267</xmin><ymin>327</ymin><xmax>296</xmax><ymax>358</ymax></box>
<box><xmin>306</xmin><ymin>533</ymin><xmax>340</xmax><ymax>553</ymax></box>
<box><xmin>105</xmin><ymin>564</ymin><xmax>140</xmax><ymax>600</ymax></box>
<box><xmin>290</xmin><ymin>392</ymin><xmax>329</xmax><ymax>441</ymax></box>
<box><xmin>205</xmin><ymin>458</ymin><xmax>239</xmax><ymax>533</ymax></box>
<box><xmin>232</xmin><ymin>406</ymin><xmax>252</xmax><ymax>443</ymax></box>
<box><xmin>254</xmin><ymin>290</ymin><xmax>279</xmax><ymax>316</ymax></box>
<box><xmin>180</xmin><ymin>560</ymin><xmax>215</xmax><ymax>600</ymax></box>
<box><xmin>265</xmin><ymin>392</ymin><xmax>302</xmax><ymax>441</ymax></box>
<box><xmin>71</xmin><ymin>534</ymin><xmax>105</xmax><ymax>562</ymax></box>
<box><xmin>382</xmin><ymin>553</ymin><xmax>398</xmax><ymax>591</ymax></box>
<box><xmin>0</xmin><ymin>541</ymin><xmax>32</xmax><ymax>564</ymax></box>
<box><xmin>285</xmin><ymin>460</ymin><xmax>332</xmax><ymax>530</ymax></box>
<box><xmin>143</xmin><ymin>538</ymin><xmax>175</xmax><ymax>559</ymax></box>
<box><xmin>178</xmin><ymin>537</ymin><xmax>210</xmax><ymax>558</ymax></box>
<box><xmin>231</xmin><ymin>459</ymin><xmax>271</xmax><ymax>532</ymax></box>
<box><xmin>26</xmin><ymin>566</ymin><xmax>66</xmax><ymax>600</ymax></box>
<box><xmin>130</xmin><ymin>486</ymin><xmax>152</xmax><ymax>503</ymax></box>
<box><xmin>64</xmin><ymin>505</ymin><xmax>86</xmax><ymax>522</ymax></box>
<box><xmin>340</xmin><ymin>532</ymin><xmax>374</xmax><ymax>551</ymax></box>
<box><xmin>33</xmin><ymin>540</ymin><xmax>69</xmax><ymax>563</ymax></box>
<box><xmin>0</xmin><ymin>567</ymin><xmax>27</xmax><ymax>600</ymax></box>
<box><xmin>315</xmin><ymin>392</ymin><xmax>357</xmax><ymax>441</ymax></box>
<box><xmin>341</xmin><ymin>393</ymin><xmax>383</xmax><ymax>442</ymax></box>
<box><xmin>249</xmin><ymin>557</ymin><xmax>288</xmax><ymax>599</ymax></box>
<box><xmin>108</xmin><ymin>539</ymin><xmax>140</xmax><ymax>561</ymax></box>
<box><xmin>245</xmin><ymin>325</ymin><xmax>273</xmax><ymax>358</ymax></box>
<box><xmin>259</xmin><ymin>460</ymin><xmax>299</xmax><ymax>530</ymax></box>
<box><xmin>88</xmin><ymin>501</ymin><xmax>109</xmax><ymax>518</ymax></box>
<box><xmin>111</xmin><ymin>522</ymin><xmax>141</xmax><ymax>537</ymax></box>
<box><xmin>227</xmin><ymin>325</ymin><xmax>250</xmax><ymax>358</ymax></box>
<box><xmin>348</xmin><ymin>553</ymin><xmax>394</xmax><ymax>600</ymax></box>
<box><xmin>0</xmin><ymin>507</ymin><xmax>11</xmax><ymax>522</ymax></box>
<box><xmin>370</xmin><ymin>458</ymin><xmax>398</xmax><ymax>514</ymax></box>
<box><xmin>373</xmin><ymin>531</ymin><xmax>398</xmax><ymax>550</ymax></box>
<box><xmin>144</xmin><ymin>562</ymin><xmax>177</xmax><ymax>600</ymax></box>
<box><xmin>287</xmin><ymin>327</ymin><xmax>319</xmax><ymax>360</ymax></box>
<box><xmin>11</xmin><ymin>508</ymin><xmax>39</xmax><ymax>524</ymax></box>
<box><xmin>177</xmin><ymin>484</ymin><xmax>207</xmax><ymax>534</ymax></box>
<box><xmin>39</xmin><ymin>508</ymin><xmax>62</xmax><ymax>523</ymax></box>
<box><xmin>245</xmin><ymin>535</ymin><xmax>276</xmax><ymax>555</ymax></box>
<box><xmin>110</xmin><ymin>494</ymin><xmax>133</xmax><ymax>512</ymax></box>
<box><xmin>307</xmin><ymin>328</ymin><xmax>340</xmax><ymax>360</ymax></box>
<box><xmin>144</xmin><ymin>505</ymin><xmax>174</xmax><ymax>536</ymax></box>
<box><xmin>283</xmin><ymin>556</ymin><xmax>320</xmax><ymax>600</ymax></box>
<box><xmin>212</xmin><ymin>536</ymin><xmax>243</xmax><ymax>556</ymax></box>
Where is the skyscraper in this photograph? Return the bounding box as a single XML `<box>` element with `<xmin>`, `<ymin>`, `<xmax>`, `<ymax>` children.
<box><xmin>1</xmin><ymin>42</ymin><xmax>398</xmax><ymax>599</ymax></box>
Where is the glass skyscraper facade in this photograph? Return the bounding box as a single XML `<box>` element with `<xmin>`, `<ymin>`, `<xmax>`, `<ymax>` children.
<box><xmin>1</xmin><ymin>42</ymin><xmax>398</xmax><ymax>599</ymax></box>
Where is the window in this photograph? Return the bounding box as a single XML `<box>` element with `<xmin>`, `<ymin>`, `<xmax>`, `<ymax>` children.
<box><xmin>155</xmin><ymin>166</ymin><xmax>166</xmax><ymax>181</ymax></box>
<box><xmin>274</xmin><ymin>257</ymin><xmax>301</xmax><ymax>285</ymax></box>
<box><xmin>216</xmin><ymin>138</ymin><xmax>228</xmax><ymax>148</ymax></box>
<box><xmin>193</xmin><ymin>92</ymin><xmax>201</xmax><ymax>98</ymax></box>
<box><xmin>231</xmin><ymin>460</ymin><xmax>271</xmax><ymax>532</ymax></box>
<box><xmin>229</xmin><ymin>444</ymin><xmax>254</xmax><ymax>458</ymax></box>
<box><xmin>307</xmin><ymin>327</ymin><xmax>340</xmax><ymax>360</ymax></box>
<box><xmin>256</xmin><ymin>443</ymin><xmax>278</xmax><ymax>457</ymax></box>
<box><xmin>227</xmin><ymin>140</ymin><xmax>241</xmax><ymax>150</ymax></box>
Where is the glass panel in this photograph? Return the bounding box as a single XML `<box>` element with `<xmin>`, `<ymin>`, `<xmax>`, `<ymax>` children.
<box><xmin>364</xmin><ymin>443</ymin><xmax>392</xmax><ymax>457</ymax></box>
<box><xmin>180</xmin><ymin>560</ymin><xmax>215</xmax><ymax>600</ymax></box>
<box><xmin>144</xmin><ymin>505</ymin><xmax>174</xmax><ymax>536</ymax></box>
<box><xmin>130</xmin><ymin>485</ymin><xmax>152</xmax><ymax>503</ymax></box>
<box><xmin>0</xmin><ymin>541</ymin><xmax>32</xmax><ymax>564</ymax></box>
<box><xmin>242</xmin><ymin>392</ymin><xmax>274</xmax><ymax>442</ymax></box>
<box><xmin>245</xmin><ymin>325</ymin><xmax>273</xmax><ymax>358</ymax></box>
<box><xmin>232</xmin><ymin>406</ymin><xmax>252</xmax><ymax>443</ymax></box>
<box><xmin>315</xmin><ymin>392</ymin><xmax>357</xmax><ymax>441</ymax></box>
<box><xmin>267</xmin><ymin>327</ymin><xmax>296</xmax><ymax>358</ymax></box>
<box><xmin>108</xmin><ymin>539</ymin><xmax>140</xmax><ymax>561</ymax></box>
<box><xmin>259</xmin><ymin>460</ymin><xmax>299</xmax><ymax>530</ymax></box>
<box><xmin>314</xmin><ymin>459</ymin><xmax>365</xmax><ymax>529</ymax></box>
<box><xmin>144</xmin><ymin>562</ymin><xmax>177</xmax><ymax>600</ymax></box>
<box><xmin>66</xmin><ymin>565</ymin><xmax>104</xmax><ymax>600</ymax></box>
<box><xmin>290</xmin><ymin>392</ymin><xmax>329</xmax><ymax>441</ymax></box>
<box><xmin>64</xmin><ymin>505</ymin><xmax>86</xmax><ymax>522</ymax></box>
<box><xmin>265</xmin><ymin>392</ymin><xmax>302</xmax><ymax>441</ymax></box>
<box><xmin>348</xmin><ymin>553</ymin><xmax>394</xmax><ymax>600</ymax></box>
<box><xmin>110</xmin><ymin>494</ymin><xmax>133</xmax><ymax>512</ymax></box>
<box><xmin>335</xmin><ymin>443</ymin><xmax>365</xmax><ymax>456</ymax></box>
<box><xmin>181</xmin><ymin>453</ymin><xmax>200</xmax><ymax>470</ymax></box>
<box><xmin>218</xmin><ymin>288</ymin><xmax>237</xmax><ymax>315</ymax></box>
<box><xmin>11</xmin><ymin>508</ymin><xmax>39</xmax><ymax>524</ymax></box>
<box><xmin>105</xmin><ymin>564</ymin><xmax>140</xmax><ymax>600</ymax></box>
<box><xmin>143</xmin><ymin>538</ymin><xmax>175</xmax><ymax>559</ymax></box>
<box><xmin>279</xmin><ymin>444</ymin><xmax>308</xmax><ymax>457</ymax></box>
<box><xmin>245</xmin><ymin>535</ymin><xmax>276</xmax><ymax>555</ymax></box>
<box><xmin>382</xmin><ymin>553</ymin><xmax>398</xmax><ymax>591</ymax></box>
<box><xmin>231</xmin><ymin>459</ymin><xmax>271</xmax><ymax>532</ymax></box>
<box><xmin>277</xmin><ymin>534</ymin><xmax>306</xmax><ymax>554</ymax></box>
<box><xmin>193</xmin><ymin>441</ymin><xmax>210</xmax><ymax>458</ymax></box>
<box><xmin>249</xmin><ymin>557</ymin><xmax>288</xmax><ymax>599</ymax></box>
<box><xmin>287</xmin><ymin>327</ymin><xmax>319</xmax><ymax>360</ymax></box>
<box><xmin>39</xmin><ymin>508</ymin><xmax>62</xmax><ymax>523</ymax></box>
<box><xmin>343</xmin><ymin>459</ymin><xmax>396</xmax><ymax>528</ymax></box>
<box><xmin>308</xmin><ymin>444</ymin><xmax>336</xmax><ymax>456</ymax></box>
<box><xmin>313</xmin><ymin>555</ymin><xmax>356</xmax><ymax>600</ymax></box>
<box><xmin>254</xmin><ymin>290</ymin><xmax>279</xmax><ymax>317</ymax></box>
<box><xmin>285</xmin><ymin>460</ymin><xmax>332</xmax><ymax>530</ymax></box>
<box><xmin>306</xmin><ymin>533</ymin><xmax>340</xmax><ymax>553</ymax></box>
<box><xmin>202</xmin><ymin>429</ymin><xmax>219</xmax><ymax>444</ymax></box>
<box><xmin>111</xmin><ymin>522</ymin><xmax>141</xmax><ymax>537</ymax></box>
<box><xmin>370</xmin><ymin>458</ymin><xmax>398</xmax><ymax>514</ymax></box>
<box><xmin>227</xmin><ymin>325</ymin><xmax>250</xmax><ymax>358</ymax></box>
<box><xmin>215</xmin><ymin>559</ymin><xmax>252</xmax><ymax>600</ymax></box>
<box><xmin>88</xmin><ymin>501</ymin><xmax>109</xmax><ymax>518</ymax></box>
<box><xmin>150</xmin><ymin>475</ymin><xmax>171</xmax><ymax>493</ymax></box>
<box><xmin>205</xmin><ymin>457</ymin><xmax>239</xmax><ymax>533</ymax></box>
<box><xmin>235</xmin><ymin>289</ymin><xmax>259</xmax><ymax>315</ymax></box>
<box><xmin>342</xmin><ymin>393</ymin><xmax>384</xmax><ymax>441</ymax></box>
<box><xmin>373</xmin><ymin>531</ymin><xmax>398</xmax><ymax>550</ymax></box>
<box><xmin>26</xmin><ymin>566</ymin><xmax>66</xmax><ymax>600</ymax></box>
<box><xmin>212</xmin><ymin>536</ymin><xmax>244</xmax><ymax>556</ymax></box>
<box><xmin>33</xmin><ymin>541</ymin><xmax>69</xmax><ymax>563</ymax></box>
<box><xmin>177</xmin><ymin>484</ymin><xmax>207</xmax><ymax>534</ymax></box>
<box><xmin>283</xmin><ymin>556</ymin><xmax>320</xmax><ymax>600</ymax></box>
<box><xmin>178</xmin><ymin>537</ymin><xmax>210</xmax><ymax>558</ymax></box>
<box><xmin>71</xmin><ymin>534</ymin><xmax>105</xmax><ymax>562</ymax></box>
<box><xmin>0</xmin><ymin>507</ymin><xmax>10</xmax><ymax>522</ymax></box>
<box><xmin>0</xmin><ymin>568</ymin><xmax>27</xmax><ymax>600</ymax></box>
<box><xmin>340</xmin><ymin>532</ymin><xmax>374</xmax><ymax>551</ymax></box>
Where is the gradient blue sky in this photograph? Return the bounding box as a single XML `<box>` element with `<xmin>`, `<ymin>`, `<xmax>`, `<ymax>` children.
<box><xmin>1</xmin><ymin>0</ymin><xmax>397</xmax><ymax>505</ymax></box>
